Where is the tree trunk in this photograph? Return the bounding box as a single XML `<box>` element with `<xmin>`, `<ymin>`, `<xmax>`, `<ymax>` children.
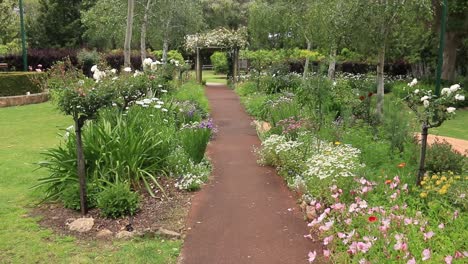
<box><xmin>417</xmin><ymin>124</ymin><xmax>429</xmax><ymax>185</ymax></box>
<box><xmin>75</xmin><ymin>119</ymin><xmax>87</xmax><ymax>216</ymax></box>
<box><xmin>376</xmin><ymin>45</ymin><xmax>386</xmax><ymax>121</ymax></box>
<box><xmin>124</xmin><ymin>0</ymin><xmax>135</xmax><ymax>67</ymax></box>
<box><xmin>140</xmin><ymin>0</ymin><xmax>151</xmax><ymax>64</ymax></box>
<box><xmin>162</xmin><ymin>21</ymin><xmax>170</xmax><ymax>63</ymax></box>
<box><xmin>196</xmin><ymin>47</ymin><xmax>202</xmax><ymax>83</ymax></box>
<box><xmin>303</xmin><ymin>39</ymin><xmax>312</xmax><ymax>79</ymax></box>
<box><xmin>327</xmin><ymin>46</ymin><xmax>337</xmax><ymax>80</ymax></box>
<box><xmin>233</xmin><ymin>48</ymin><xmax>239</xmax><ymax>84</ymax></box>
<box><xmin>441</xmin><ymin>32</ymin><xmax>460</xmax><ymax>81</ymax></box>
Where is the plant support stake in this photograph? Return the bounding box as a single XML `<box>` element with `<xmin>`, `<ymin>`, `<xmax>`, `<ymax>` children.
<box><xmin>19</xmin><ymin>0</ymin><xmax>28</xmax><ymax>71</ymax></box>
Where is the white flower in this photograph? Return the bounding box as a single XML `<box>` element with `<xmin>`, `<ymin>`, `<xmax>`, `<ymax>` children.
<box><xmin>408</xmin><ymin>78</ymin><xmax>418</xmax><ymax>87</ymax></box>
<box><xmin>112</xmin><ymin>77</ymin><xmax>118</xmax><ymax>80</ymax></box>
<box><xmin>123</xmin><ymin>67</ymin><xmax>132</xmax><ymax>72</ymax></box>
<box><xmin>162</xmin><ymin>108</ymin><xmax>168</xmax><ymax>112</ymax></box>
<box><xmin>143</xmin><ymin>98</ymin><xmax>152</xmax><ymax>104</ymax></box>
<box><xmin>110</xmin><ymin>69</ymin><xmax>117</xmax><ymax>74</ymax></box>
<box><xmin>66</xmin><ymin>125</ymin><xmax>74</xmax><ymax>132</ymax></box>
<box><xmin>154</xmin><ymin>104</ymin><xmax>162</xmax><ymax>109</ymax></box>
<box><xmin>112</xmin><ymin>103</ymin><xmax>117</xmax><ymax>107</ymax></box>
<box><xmin>78</xmin><ymin>80</ymin><xmax>85</xmax><ymax>86</ymax></box>
<box><xmin>414</xmin><ymin>89</ymin><xmax>420</xmax><ymax>94</ymax></box>
<box><xmin>423</xmin><ymin>100</ymin><xmax>430</xmax><ymax>108</ymax></box>
<box><xmin>158</xmin><ymin>84</ymin><xmax>163</xmax><ymax>88</ymax></box>
<box><xmin>161</xmin><ymin>89</ymin><xmax>168</xmax><ymax>93</ymax></box>
<box><xmin>446</xmin><ymin>107</ymin><xmax>456</xmax><ymax>113</ymax></box>
<box><xmin>420</xmin><ymin>96</ymin><xmax>430</xmax><ymax>102</ymax></box>
<box><xmin>449</xmin><ymin>84</ymin><xmax>460</xmax><ymax>92</ymax></box>
<box><xmin>150</xmin><ymin>62</ymin><xmax>158</xmax><ymax>70</ymax></box>
<box><xmin>441</xmin><ymin>88</ymin><xmax>451</xmax><ymax>95</ymax></box>
<box><xmin>455</xmin><ymin>94</ymin><xmax>465</xmax><ymax>101</ymax></box>
<box><xmin>133</xmin><ymin>70</ymin><xmax>143</xmax><ymax>77</ymax></box>
<box><xmin>143</xmin><ymin>57</ymin><xmax>153</xmax><ymax>67</ymax></box>
<box><xmin>91</xmin><ymin>65</ymin><xmax>98</xmax><ymax>73</ymax></box>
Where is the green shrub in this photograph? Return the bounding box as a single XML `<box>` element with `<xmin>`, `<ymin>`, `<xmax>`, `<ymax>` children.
<box><xmin>0</xmin><ymin>72</ymin><xmax>44</xmax><ymax>96</ymax></box>
<box><xmin>425</xmin><ymin>139</ymin><xmax>466</xmax><ymax>174</ymax></box>
<box><xmin>150</xmin><ymin>50</ymin><xmax>185</xmax><ymax>64</ymax></box>
<box><xmin>60</xmin><ymin>182</ymin><xmax>99</xmax><ymax>211</ymax></box>
<box><xmin>210</xmin><ymin>52</ymin><xmax>228</xmax><ymax>74</ymax></box>
<box><xmin>173</xmin><ymin>82</ymin><xmax>209</xmax><ymax>113</ymax></box>
<box><xmin>77</xmin><ymin>49</ymin><xmax>101</xmax><ymax>75</ymax></box>
<box><xmin>97</xmin><ymin>182</ymin><xmax>140</xmax><ymax>218</ymax></box>
<box><xmin>179</xmin><ymin>125</ymin><xmax>211</xmax><ymax>164</ymax></box>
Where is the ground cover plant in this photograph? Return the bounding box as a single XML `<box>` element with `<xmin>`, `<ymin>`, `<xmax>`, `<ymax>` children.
<box><xmin>236</xmin><ymin>68</ymin><xmax>467</xmax><ymax>263</ymax></box>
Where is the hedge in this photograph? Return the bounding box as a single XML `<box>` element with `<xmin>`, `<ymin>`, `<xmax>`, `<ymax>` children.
<box><xmin>0</xmin><ymin>72</ymin><xmax>44</xmax><ymax>96</ymax></box>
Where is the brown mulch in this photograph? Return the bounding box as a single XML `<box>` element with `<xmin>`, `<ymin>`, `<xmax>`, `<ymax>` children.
<box><xmin>29</xmin><ymin>178</ymin><xmax>192</xmax><ymax>240</ymax></box>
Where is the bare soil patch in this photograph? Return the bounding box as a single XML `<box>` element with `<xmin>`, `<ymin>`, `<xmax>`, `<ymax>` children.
<box><xmin>30</xmin><ymin>178</ymin><xmax>192</xmax><ymax>240</ymax></box>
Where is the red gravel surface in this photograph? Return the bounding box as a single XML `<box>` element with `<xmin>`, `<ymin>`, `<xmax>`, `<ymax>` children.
<box><xmin>179</xmin><ymin>84</ymin><xmax>320</xmax><ymax>264</ymax></box>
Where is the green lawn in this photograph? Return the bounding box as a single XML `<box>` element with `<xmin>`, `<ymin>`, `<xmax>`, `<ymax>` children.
<box><xmin>0</xmin><ymin>103</ymin><xmax>180</xmax><ymax>263</ymax></box>
<box><xmin>190</xmin><ymin>70</ymin><xmax>227</xmax><ymax>84</ymax></box>
<box><xmin>431</xmin><ymin>109</ymin><xmax>468</xmax><ymax>140</ymax></box>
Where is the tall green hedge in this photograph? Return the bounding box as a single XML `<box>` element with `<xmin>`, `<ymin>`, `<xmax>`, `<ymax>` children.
<box><xmin>0</xmin><ymin>72</ymin><xmax>43</xmax><ymax>97</ymax></box>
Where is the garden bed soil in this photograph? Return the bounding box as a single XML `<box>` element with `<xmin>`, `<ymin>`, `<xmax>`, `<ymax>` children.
<box><xmin>30</xmin><ymin>178</ymin><xmax>192</xmax><ymax>240</ymax></box>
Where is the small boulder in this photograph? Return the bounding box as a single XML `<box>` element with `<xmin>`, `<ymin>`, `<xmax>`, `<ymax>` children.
<box><xmin>116</xmin><ymin>230</ymin><xmax>135</xmax><ymax>240</ymax></box>
<box><xmin>306</xmin><ymin>206</ymin><xmax>316</xmax><ymax>220</ymax></box>
<box><xmin>69</xmin><ymin>218</ymin><xmax>94</xmax><ymax>233</ymax></box>
<box><xmin>157</xmin><ymin>227</ymin><xmax>181</xmax><ymax>239</ymax></box>
<box><xmin>96</xmin><ymin>229</ymin><xmax>113</xmax><ymax>239</ymax></box>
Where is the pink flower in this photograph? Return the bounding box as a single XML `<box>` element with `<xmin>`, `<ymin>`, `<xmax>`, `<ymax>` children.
<box><xmin>453</xmin><ymin>210</ymin><xmax>459</xmax><ymax>220</ymax></box>
<box><xmin>422</xmin><ymin>249</ymin><xmax>431</xmax><ymax>261</ymax></box>
<box><xmin>438</xmin><ymin>223</ymin><xmax>445</xmax><ymax>229</ymax></box>
<box><xmin>308</xmin><ymin>251</ymin><xmax>317</xmax><ymax>263</ymax></box>
<box><xmin>323</xmin><ymin>235</ymin><xmax>334</xmax><ymax>245</ymax></box>
<box><xmin>407</xmin><ymin>257</ymin><xmax>416</xmax><ymax>264</ymax></box>
<box><xmin>323</xmin><ymin>249</ymin><xmax>330</xmax><ymax>258</ymax></box>
<box><xmin>359</xmin><ymin>200</ymin><xmax>368</xmax><ymax>208</ymax></box>
<box><xmin>331</xmin><ymin>203</ymin><xmax>345</xmax><ymax>211</ymax></box>
<box><xmin>345</xmin><ymin>218</ymin><xmax>352</xmax><ymax>225</ymax></box>
<box><xmin>337</xmin><ymin>232</ymin><xmax>346</xmax><ymax>239</ymax></box>
<box><xmin>349</xmin><ymin>203</ymin><xmax>358</xmax><ymax>213</ymax></box>
<box><xmin>390</xmin><ymin>192</ymin><xmax>398</xmax><ymax>200</ymax></box>
<box><xmin>444</xmin><ymin>255</ymin><xmax>453</xmax><ymax>264</ymax></box>
<box><xmin>423</xmin><ymin>231</ymin><xmax>434</xmax><ymax>241</ymax></box>
<box><xmin>404</xmin><ymin>218</ymin><xmax>412</xmax><ymax>225</ymax></box>
<box><xmin>356</xmin><ymin>241</ymin><xmax>372</xmax><ymax>253</ymax></box>
<box><xmin>315</xmin><ymin>202</ymin><xmax>322</xmax><ymax>210</ymax></box>
<box><xmin>319</xmin><ymin>220</ymin><xmax>334</xmax><ymax>232</ymax></box>
<box><xmin>331</xmin><ymin>193</ymin><xmax>340</xmax><ymax>199</ymax></box>
<box><xmin>394</xmin><ymin>241</ymin><xmax>408</xmax><ymax>251</ymax></box>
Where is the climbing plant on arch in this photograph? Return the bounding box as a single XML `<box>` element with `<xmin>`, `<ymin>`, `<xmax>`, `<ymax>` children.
<box><xmin>185</xmin><ymin>27</ymin><xmax>248</xmax><ymax>84</ymax></box>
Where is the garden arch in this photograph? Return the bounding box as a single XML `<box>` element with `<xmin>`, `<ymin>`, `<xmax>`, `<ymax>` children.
<box><xmin>185</xmin><ymin>27</ymin><xmax>248</xmax><ymax>85</ymax></box>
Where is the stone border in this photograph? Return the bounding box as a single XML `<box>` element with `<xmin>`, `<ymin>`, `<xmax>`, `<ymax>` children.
<box><xmin>0</xmin><ymin>92</ymin><xmax>49</xmax><ymax>108</ymax></box>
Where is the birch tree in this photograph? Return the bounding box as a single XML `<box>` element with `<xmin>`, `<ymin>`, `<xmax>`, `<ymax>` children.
<box><xmin>124</xmin><ymin>0</ymin><xmax>135</xmax><ymax>67</ymax></box>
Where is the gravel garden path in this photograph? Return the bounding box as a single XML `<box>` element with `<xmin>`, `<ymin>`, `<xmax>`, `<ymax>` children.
<box><xmin>416</xmin><ymin>134</ymin><xmax>468</xmax><ymax>154</ymax></box>
<box><xmin>179</xmin><ymin>83</ymin><xmax>320</xmax><ymax>264</ymax></box>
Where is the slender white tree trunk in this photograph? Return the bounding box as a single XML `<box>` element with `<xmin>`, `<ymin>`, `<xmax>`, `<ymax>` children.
<box><xmin>327</xmin><ymin>46</ymin><xmax>337</xmax><ymax>80</ymax></box>
<box><xmin>162</xmin><ymin>21</ymin><xmax>170</xmax><ymax>63</ymax></box>
<box><xmin>124</xmin><ymin>0</ymin><xmax>135</xmax><ymax>67</ymax></box>
<box><xmin>140</xmin><ymin>0</ymin><xmax>152</xmax><ymax>64</ymax></box>
<box><xmin>303</xmin><ymin>39</ymin><xmax>312</xmax><ymax>79</ymax></box>
<box><xmin>376</xmin><ymin>45</ymin><xmax>386</xmax><ymax>121</ymax></box>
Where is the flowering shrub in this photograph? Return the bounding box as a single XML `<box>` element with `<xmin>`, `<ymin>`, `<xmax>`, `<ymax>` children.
<box><xmin>305</xmin><ymin>176</ymin><xmax>467</xmax><ymax>263</ymax></box>
<box><xmin>419</xmin><ymin>172</ymin><xmax>466</xmax><ymax>199</ymax></box>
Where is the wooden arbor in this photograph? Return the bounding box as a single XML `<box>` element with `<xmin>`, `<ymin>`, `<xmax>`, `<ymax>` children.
<box><xmin>185</xmin><ymin>27</ymin><xmax>248</xmax><ymax>85</ymax></box>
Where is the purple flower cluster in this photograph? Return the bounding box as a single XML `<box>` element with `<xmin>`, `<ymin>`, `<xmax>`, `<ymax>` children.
<box><xmin>277</xmin><ymin>117</ymin><xmax>304</xmax><ymax>134</ymax></box>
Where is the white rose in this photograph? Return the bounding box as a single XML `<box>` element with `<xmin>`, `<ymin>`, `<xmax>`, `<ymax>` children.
<box><xmin>408</xmin><ymin>78</ymin><xmax>418</xmax><ymax>87</ymax></box>
<box><xmin>414</xmin><ymin>89</ymin><xmax>420</xmax><ymax>94</ymax></box>
<box><xmin>423</xmin><ymin>100</ymin><xmax>430</xmax><ymax>108</ymax></box>
<box><xmin>420</xmin><ymin>95</ymin><xmax>430</xmax><ymax>102</ymax></box>
<box><xmin>449</xmin><ymin>84</ymin><xmax>460</xmax><ymax>92</ymax></box>
<box><xmin>441</xmin><ymin>88</ymin><xmax>450</xmax><ymax>95</ymax></box>
<box><xmin>124</xmin><ymin>67</ymin><xmax>132</xmax><ymax>72</ymax></box>
<box><xmin>455</xmin><ymin>94</ymin><xmax>465</xmax><ymax>101</ymax></box>
<box><xmin>91</xmin><ymin>65</ymin><xmax>98</xmax><ymax>73</ymax></box>
<box><xmin>143</xmin><ymin>58</ymin><xmax>153</xmax><ymax>66</ymax></box>
<box><xmin>446</xmin><ymin>107</ymin><xmax>456</xmax><ymax>113</ymax></box>
<box><xmin>111</xmin><ymin>69</ymin><xmax>117</xmax><ymax>74</ymax></box>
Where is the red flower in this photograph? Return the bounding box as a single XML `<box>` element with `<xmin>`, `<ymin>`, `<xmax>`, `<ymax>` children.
<box><xmin>397</xmin><ymin>162</ymin><xmax>406</xmax><ymax>168</ymax></box>
<box><xmin>368</xmin><ymin>92</ymin><xmax>373</xmax><ymax>97</ymax></box>
<box><xmin>368</xmin><ymin>216</ymin><xmax>378</xmax><ymax>222</ymax></box>
<box><xmin>359</xmin><ymin>96</ymin><xmax>365</xmax><ymax>101</ymax></box>
<box><xmin>385</xmin><ymin>180</ymin><xmax>392</xmax><ymax>185</ymax></box>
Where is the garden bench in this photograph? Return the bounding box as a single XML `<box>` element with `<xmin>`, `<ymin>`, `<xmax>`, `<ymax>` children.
<box><xmin>0</xmin><ymin>63</ymin><xmax>8</xmax><ymax>71</ymax></box>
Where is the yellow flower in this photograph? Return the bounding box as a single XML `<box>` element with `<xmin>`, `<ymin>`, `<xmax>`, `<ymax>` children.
<box><xmin>420</xmin><ymin>192</ymin><xmax>428</xmax><ymax>198</ymax></box>
<box><xmin>440</xmin><ymin>176</ymin><xmax>447</xmax><ymax>181</ymax></box>
<box><xmin>423</xmin><ymin>176</ymin><xmax>429</xmax><ymax>181</ymax></box>
<box><xmin>334</xmin><ymin>141</ymin><xmax>341</xmax><ymax>145</ymax></box>
<box><xmin>438</xmin><ymin>189</ymin><xmax>447</xmax><ymax>195</ymax></box>
<box><xmin>431</xmin><ymin>175</ymin><xmax>438</xmax><ymax>180</ymax></box>
<box><xmin>421</xmin><ymin>181</ymin><xmax>426</xmax><ymax>186</ymax></box>
<box><xmin>436</xmin><ymin>180</ymin><xmax>442</xmax><ymax>185</ymax></box>
<box><xmin>455</xmin><ymin>176</ymin><xmax>461</xmax><ymax>180</ymax></box>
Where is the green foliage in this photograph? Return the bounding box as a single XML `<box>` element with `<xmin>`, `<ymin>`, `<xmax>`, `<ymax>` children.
<box><xmin>150</xmin><ymin>50</ymin><xmax>185</xmax><ymax>64</ymax></box>
<box><xmin>0</xmin><ymin>72</ymin><xmax>44</xmax><ymax>96</ymax></box>
<box><xmin>173</xmin><ymin>81</ymin><xmax>209</xmax><ymax>113</ymax></box>
<box><xmin>77</xmin><ymin>49</ymin><xmax>101</xmax><ymax>73</ymax></box>
<box><xmin>97</xmin><ymin>182</ymin><xmax>140</xmax><ymax>219</ymax></box>
<box><xmin>425</xmin><ymin>139</ymin><xmax>467</xmax><ymax>174</ymax></box>
<box><xmin>60</xmin><ymin>182</ymin><xmax>99</xmax><ymax>211</ymax></box>
<box><xmin>210</xmin><ymin>52</ymin><xmax>228</xmax><ymax>74</ymax></box>
<box><xmin>179</xmin><ymin>126</ymin><xmax>211</xmax><ymax>164</ymax></box>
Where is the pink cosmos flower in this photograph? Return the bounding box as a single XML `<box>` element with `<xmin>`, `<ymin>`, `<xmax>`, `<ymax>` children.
<box><xmin>422</xmin><ymin>249</ymin><xmax>431</xmax><ymax>261</ymax></box>
<box><xmin>319</xmin><ymin>221</ymin><xmax>334</xmax><ymax>232</ymax></box>
<box><xmin>423</xmin><ymin>231</ymin><xmax>434</xmax><ymax>241</ymax></box>
<box><xmin>444</xmin><ymin>255</ymin><xmax>453</xmax><ymax>264</ymax></box>
<box><xmin>308</xmin><ymin>251</ymin><xmax>316</xmax><ymax>263</ymax></box>
<box><xmin>394</xmin><ymin>241</ymin><xmax>408</xmax><ymax>251</ymax></box>
<box><xmin>345</xmin><ymin>218</ymin><xmax>352</xmax><ymax>225</ymax></box>
<box><xmin>438</xmin><ymin>223</ymin><xmax>445</xmax><ymax>229</ymax></box>
<box><xmin>337</xmin><ymin>232</ymin><xmax>346</xmax><ymax>239</ymax></box>
<box><xmin>453</xmin><ymin>210</ymin><xmax>459</xmax><ymax>220</ymax></box>
<box><xmin>323</xmin><ymin>235</ymin><xmax>334</xmax><ymax>245</ymax></box>
<box><xmin>323</xmin><ymin>249</ymin><xmax>330</xmax><ymax>258</ymax></box>
<box><xmin>404</xmin><ymin>218</ymin><xmax>412</xmax><ymax>225</ymax></box>
<box><xmin>331</xmin><ymin>203</ymin><xmax>345</xmax><ymax>211</ymax></box>
<box><xmin>407</xmin><ymin>257</ymin><xmax>416</xmax><ymax>264</ymax></box>
<box><xmin>349</xmin><ymin>203</ymin><xmax>358</xmax><ymax>213</ymax></box>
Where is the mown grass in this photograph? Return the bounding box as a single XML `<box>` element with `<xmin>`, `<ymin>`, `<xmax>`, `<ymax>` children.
<box><xmin>0</xmin><ymin>102</ymin><xmax>180</xmax><ymax>263</ymax></box>
<box><xmin>189</xmin><ymin>70</ymin><xmax>227</xmax><ymax>84</ymax></box>
<box><xmin>430</xmin><ymin>109</ymin><xmax>468</xmax><ymax>140</ymax></box>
